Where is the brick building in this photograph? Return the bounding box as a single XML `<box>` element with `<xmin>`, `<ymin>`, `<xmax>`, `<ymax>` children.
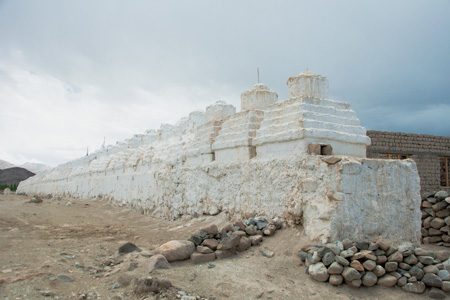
<box><xmin>366</xmin><ymin>130</ymin><xmax>450</xmax><ymax>192</ymax></box>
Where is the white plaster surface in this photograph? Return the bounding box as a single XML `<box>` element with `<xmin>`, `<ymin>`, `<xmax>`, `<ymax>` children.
<box><xmin>18</xmin><ymin>154</ymin><xmax>421</xmax><ymax>244</ymax></box>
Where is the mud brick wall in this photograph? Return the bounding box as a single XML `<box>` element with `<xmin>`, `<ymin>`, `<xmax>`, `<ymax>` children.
<box><xmin>367</xmin><ymin>130</ymin><xmax>450</xmax><ymax>192</ymax></box>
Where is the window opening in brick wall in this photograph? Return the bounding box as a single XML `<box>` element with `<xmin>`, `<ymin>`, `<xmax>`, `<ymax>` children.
<box><xmin>383</xmin><ymin>153</ymin><xmax>410</xmax><ymax>160</ymax></box>
<box><xmin>440</xmin><ymin>156</ymin><xmax>450</xmax><ymax>188</ymax></box>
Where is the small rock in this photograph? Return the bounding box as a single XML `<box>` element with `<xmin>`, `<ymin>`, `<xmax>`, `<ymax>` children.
<box><xmin>388</xmin><ymin>251</ymin><xmax>403</xmax><ymax>262</ymax></box>
<box><xmin>350</xmin><ymin>260</ymin><xmax>364</xmax><ymax>272</ymax></box>
<box><xmin>57</xmin><ymin>274</ymin><xmax>74</xmax><ymax>282</ymax></box>
<box><xmin>309</xmin><ymin>262</ymin><xmax>329</xmax><ymax>282</ymax></box>
<box><xmin>260</xmin><ymin>248</ymin><xmax>275</xmax><ymax>258</ymax></box>
<box><xmin>201</xmin><ymin>224</ymin><xmax>219</xmax><ymax>235</ymax></box>
<box><xmin>428</xmin><ymin>287</ymin><xmax>446</xmax><ymax>299</ymax></box>
<box><xmin>272</xmin><ymin>217</ymin><xmax>283</xmax><ymax>229</ymax></box>
<box><xmin>373</xmin><ymin>265</ymin><xmax>386</xmax><ymax>277</ymax></box>
<box><xmin>263</xmin><ymin>226</ymin><xmax>276</xmax><ymax>236</ymax></box>
<box><xmin>340</xmin><ymin>250</ymin><xmax>354</xmax><ymax>258</ymax></box>
<box><xmin>404</xmin><ymin>254</ymin><xmax>418</xmax><ymax>265</ymax></box>
<box><xmin>202</xmin><ymin>239</ymin><xmax>219</xmax><ymax>250</ymax></box>
<box><xmin>299</xmin><ymin>251</ymin><xmax>308</xmax><ymax>261</ymax></box>
<box><xmin>410</xmin><ymin>266</ymin><xmax>425</xmax><ymax>280</ymax></box>
<box><xmin>233</xmin><ymin>220</ymin><xmax>246</xmax><ymax>231</ymax></box>
<box><xmin>134</xmin><ymin>277</ymin><xmax>172</xmax><ymax>295</ymax></box>
<box><xmin>399</xmin><ymin>262</ymin><xmax>411</xmax><ymax>270</ymax></box>
<box><xmin>189</xmin><ymin>230</ymin><xmax>208</xmax><ymax>246</ymax></box>
<box><xmin>362</xmin><ymin>272</ymin><xmax>377</xmax><ymax>287</ymax></box>
<box><xmin>376</xmin><ymin>255</ymin><xmax>387</xmax><ymax>264</ymax></box>
<box><xmin>329</xmin><ymin>274</ymin><xmax>343</xmax><ymax>285</ymax></box>
<box><xmin>347</xmin><ymin>279</ymin><xmax>362</xmax><ymax>288</ymax></box>
<box><xmin>362</xmin><ymin>260</ymin><xmax>376</xmax><ymax>271</ymax></box>
<box><xmin>113</xmin><ymin>282</ymin><xmax>119</xmax><ymax>289</ymax></box>
<box><xmin>147</xmin><ymin>254</ymin><xmax>170</xmax><ymax>273</ymax></box>
<box><xmin>218</xmin><ymin>235</ymin><xmax>240</xmax><ymax>250</ymax></box>
<box><xmin>335</xmin><ymin>256</ymin><xmax>350</xmax><ymax>267</ymax></box>
<box><xmin>431</xmin><ymin>218</ymin><xmax>446</xmax><ymax>230</ymax></box>
<box><xmin>376</xmin><ymin>238</ymin><xmax>391</xmax><ymax>251</ymax></box>
<box><xmin>386</xmin><ymin>245</ymin><xmax>398</xmax><ymax>256</ymax></box>
<box><xmin>397</xmin><ymin>276</ymin><xmax>407</xmax><ymax>287</ymax></box>
<box><xmin>342</xmin><ymin>238</ymin><xmax>353</xmax><ymax>250</ymax></box>
<box><xmin>356</xmin><ymin>242</ymin><xmax>369</xmax><ymax>250</ymax></box>
<box><xmin>342</xmin><ymin>267</ymin><xmax>361</xmax><ymax>281</ymax></box>
<box><xmin>377</xmin><ymin>274</ymin><xmax>397</xmax><ymax>287</ymax></box>
<box><xmin>322</xmin><ymin>252</ymin><xmax>335</xmax><ymax>267</ymax></box>
<box><xmin>325</xmin><ymin>243</ymin><xmax>341</xmax><ymax>256</ymax></box>
<box><xmin>438</xmin><ymin>269</ymin><xmax>450</xmax><ymax>281</ymax></box>
<box><xmin>385</xmin><ymin>262</ymin><xmax>398</xmax><ymax>272</ymax></box>
<box><xmin>423</xmin><ymin>273</ymin><xmax>443</xmax><ymax>288</ymax></box>
<box><xmin>249</xmin><ymin>235</ymin><xmax>263</xmax><ymax>246</ymax></box>
<box><xmin>197</xmin><ymin>246</ymin><xmax>213</xmax><ymax>254</ymax></box>
<box><xmin>245</xmin><ymin>225</ymin><xmax>257</xmax><ymax>236</ymax></box>
<box><xmin>307</xmin><ymin>251</ymin><xmax>321</xmax><ymax>265</ymax></box>
<box><xmin>424</xmin><ymin>265</ymin><xmax>439</xmax><ymax>274</ymax></box>
<box><xmin>190</xmin><ymin>252</ymin><xmax>216</xmax><ymax>264</ymax></box>
<box><xmin>402</xmin><ymin>282</ymin><xmax>426</xmax><ymax>294</ymax></box>
<box><xmin>237</xmin><ymin>237</ymin><xmax>251</xmax><ymax>252</ymax></box>
<box><xmin>419</xmin><ymin>256</ymin><xmax>435</xmax><ymax>265</ymax></box>
<box><xmin>118</xmin><ymin>242</ymin><xmax>141</xmax><ymax>254</ymax></box>
<box><xmin>39</xmin><ymin>291</ymin><xmax>55</xmax><ymax>297</ymax></box>
<box><xmin>328</xmin><ymin>262</ymin><xmax>343</xmax><ymax>275</ymax></box>
<box><xmin>255</xmin><ymin>218</ymin><xmax>268</xmax><ymax>230</ymax></box>
<box><xmin>435</xmin><ymin>191</ymin><xmax>450</xmax><ymax>200</ymax></box>
<box><xmin>28</xmin><ymin>197</ymin><xmax>43</xmax><ymax>204</ymax></box>
<box><xmin>232</xmin><ymin>230</ymin><xmax>247</xmax><ymax>237</ymax></box>
<box><xmin>155</xmin><ymin>240</ymin><xmax>195</xmax><ymax>262</ymax></box>
<box><xmin>442</xmin><ymin>281</ymin><xmax>450</xmax><ymax>292</ymax></box>
<box><xmin>348</xmin><ymin>246</ymin><xmax>358</xmax><ymax>253</ymax></box>
<box><xmin>435</xmin><ymin>250</ymin><xmax>450</xmax><ymax>262</ymax></box>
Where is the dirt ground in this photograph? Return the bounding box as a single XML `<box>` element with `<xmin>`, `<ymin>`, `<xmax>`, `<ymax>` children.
<box><xmin>0</xmin><ymin>193</ymin><xmax>439</xmax><ymax>300</ymax></box>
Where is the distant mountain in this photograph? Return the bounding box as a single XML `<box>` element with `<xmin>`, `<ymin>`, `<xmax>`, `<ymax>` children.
<box><xmin>0</xmin><ymin>167</ymin><xmax>35</xmax><ymax>185</ymax></box>
<box><xmin>0</xmin><ymin>159</ymin><xmax>52</xmax><ymax>174</ymax></box>
<box><xmin>0</xmin><ymin>159</ymin><xmax>16</xmax><ymax>170</ymax></box>
<box><xmin>19</xmin><ymin>162</ymin><xmax>53</xmax><ymax>174</ymax></box>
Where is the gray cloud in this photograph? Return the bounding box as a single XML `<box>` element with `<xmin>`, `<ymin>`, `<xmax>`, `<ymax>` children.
<box><xmin>0</xmin><ymin>0</ymin><xmax>449</xmax><ymax>165</ymax></box>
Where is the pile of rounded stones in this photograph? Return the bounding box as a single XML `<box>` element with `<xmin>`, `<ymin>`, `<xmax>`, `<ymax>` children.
<box><xmin>421</xmin><ymin>190</ymin><xmax>450</xmax><ymax>246</ymax></box>
<box><xmin>299</xmin><ymin>237</ymin><xmax>450</xmax><ymax>297</ymax></box>
<box><xmin>155</xmin><ymin>217</ymin><xmax>282</xmax><ymax>264</ymax></box>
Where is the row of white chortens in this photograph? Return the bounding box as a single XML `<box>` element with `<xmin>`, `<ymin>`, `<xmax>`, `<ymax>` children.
<box><xmin>18</xmin><ymin>71</ymin><xmax>421</xmax><ymax>244</ymax></box>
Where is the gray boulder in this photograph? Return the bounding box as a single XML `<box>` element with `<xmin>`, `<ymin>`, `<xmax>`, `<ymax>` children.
<box><xmin>155</xmin><ymin>240</ymin><xmax>195</xmax><ymax>262</ymax></box>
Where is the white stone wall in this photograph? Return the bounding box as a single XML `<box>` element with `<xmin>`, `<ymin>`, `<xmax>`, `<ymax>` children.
<box><xmin>17</xmin><ymin>71</ymin><xmax>422</xmax><ymax>244</ymax></box>
<box><xmin>18</xmin><ymin>153</ymin><xmax>421</xmax><ymax>244</ymax></box>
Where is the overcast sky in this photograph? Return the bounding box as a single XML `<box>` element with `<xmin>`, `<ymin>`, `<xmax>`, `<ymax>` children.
<box><xmin>0</xmin><ymin>0</ymin><xmax>449</xmax><ymax>167</ymax></box>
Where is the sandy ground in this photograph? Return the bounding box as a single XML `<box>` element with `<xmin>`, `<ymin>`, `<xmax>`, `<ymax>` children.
<box><xmin>0</xmin><ymin>193</ymin><xmax>438</xmax><ymax>300</ymax></box>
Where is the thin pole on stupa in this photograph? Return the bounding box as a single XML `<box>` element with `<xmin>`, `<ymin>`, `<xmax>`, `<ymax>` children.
<box><xmin>257</xmin><ymin>67</ymin><xmax>260</xmax><ymax>83</ymax></box>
